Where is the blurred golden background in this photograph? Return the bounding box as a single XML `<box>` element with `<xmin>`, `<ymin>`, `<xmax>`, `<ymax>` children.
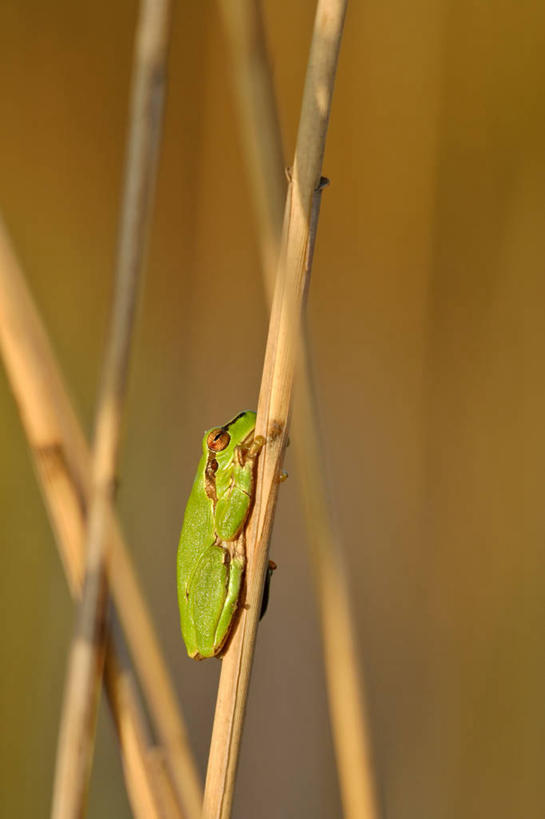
<box><xmin>1</xmin><ymin>1</ymin><xmax>545</xmax><ymax>817</ymax></box>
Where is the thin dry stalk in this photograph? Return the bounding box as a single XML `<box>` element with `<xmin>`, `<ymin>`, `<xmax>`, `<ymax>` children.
<box><xmin>202</xmin><ymin>3</ymin><xmax>348</xmax><ymax>816</ymax></box>
<box><xmin>51</xmin><ymin>2</ymin><xmax>175</xmax><ymax>816</ymax></box>
<box><xmin>7</xmin><ymin>314</ymin><xmax>174</xmax><ymax>817</ymax></box>
<box><xmin>0</xmin><ymin>214</ymin><xmax>202</xmax><ymax>817</ymax></box>
<box><xmin>291</xmin><ymin>378</ymin><xmax>380</xmax><ymax>819</ymax></box>
<box><xmin>103</xmin><ymin>639</ymin><xmax>180</xmax><ymax>818</ymax></box>
<box><xmin>217</xmin><ymin>0</ymin><xmax>285</xmax><ymax>292</ymax></box>
<box><xmin>219</xmin><ymin>2</ymin><xmax>380</xmax><ymax>815</ymax></box>
<box><xmin>0</xmin><ymin>214</ymin><xmax>201</xmax><ymax>817</ymax></box>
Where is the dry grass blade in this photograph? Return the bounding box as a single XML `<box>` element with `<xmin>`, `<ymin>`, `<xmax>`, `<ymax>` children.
<box><xmin>291</xmin><ymin>377</ymin><xmax>380</xmax><ymax>819</ymax></box>
<box><xmin>0</xmin><ymin>212</ymin><xmax>202</xmax><ymax>816</ymax></box>
<box><xmin>0</xmin><ymin>220</ymin><xmax>176</xmax><ymax>817</ymax></box>
<box><xmin>202</xmin><ymin>2</ymin><xmax>349</xmax><ymax>816</ymax></box>
<box><xmin>217</xmin><ymin>0</ymin><xmax>286</xmax><ymax>293</ymax></box>
<box><xmin>51</xmin><ymin>2</ymin><xmax>175</xmax><ymax>816</ymax></box>
<box><xmin>103</xmin><ymin>639</ymin><xmax>181</xmax><ymax>818</ymax></box>
<box><xmin>219</xmin><ymin>1</ymin><xmax>380</xmax><ymax>815</ymax></box>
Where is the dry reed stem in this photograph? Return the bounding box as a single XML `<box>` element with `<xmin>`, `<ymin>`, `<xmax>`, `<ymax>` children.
<box><xmin>219</xmin><ymin>2</ymin><xmax>380</xmax><ymax>816</ymax></box>
<box><xmin>51</xmin><ymin>2</ymin><xmax>174</xmax><ymax>814</ymax></box>
<box><xmin>0</xmin><ymin>221</ymin><xmax>175</xmax><ymax>817</ymax></box>
<box><xmin>291</xmin><ymin>378</ymin><xmax>380</xmax><ymax>819</ymax></box>
<box><xmin>51</xmin><ymin>1</ymin><xmax>174</xmax><ymax>813</ymax></box>
<box><xmin>103</xmin><ymin>640</ymin><xmax>181</xmax><ymax>818</ymax></box>
<box><xmin>217</xmin><ymin>0</ymin><xmax>285</xmax><ymax>293</ymax></box>
<box><xmin>0</xmin><ymin>216</ymin><xmax>202</xmax><ymax>817</ymax></box>
<box><xmin>202</xmin><ymin>3</ymin><xmax>348</xmax><ymax>816</ymax></box>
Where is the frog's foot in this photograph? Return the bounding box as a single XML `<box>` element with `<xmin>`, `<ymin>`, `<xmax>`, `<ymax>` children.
<box><xmin>229</xmin><ymin>535</ymin><xmax>246</xmax><ymax>568</ymax></box>
<box><xmin>248</xmin><ymin>434</ymin><xmax>266</xmax><ymax>458</ymax></box>
<box><xmin>260</xmin><ymin>559</ymin><xmax>277</xmax><ymax>620</ymax></box>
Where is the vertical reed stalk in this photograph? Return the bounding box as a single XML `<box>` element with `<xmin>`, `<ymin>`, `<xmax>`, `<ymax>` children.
<box><xmin>0</xmin><ymin>213</ymin><xmax>202</xmax><ymax>817</ymax></box>
<box><xmin>51</xmin><ymin>2</ymin><xmax>174</xmax><ymax>816</ymax></box>
<box><xmin>202</xmin><ymin>3</ymin><xmax>349</xmax><ymax>816</ymax></box>
<box><xmin>0</xmin><ymin>217</ymin><xmax>179</xmax><ymax>818</ymax></box>
<box><xmin>218</xmin><ymin>2</ymin><xmax>380</xmax><ymax>815</ymax></box>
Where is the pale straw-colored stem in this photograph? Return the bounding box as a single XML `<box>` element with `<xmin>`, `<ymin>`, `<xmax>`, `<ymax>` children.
<box><xmin>50</xmin><ymin>1</ymin><xmax>180</xmax><ymax>816</ymax></box>
<box><xmin>103</xmin><ymin>638</ymin><xmax>181</xmax><ymax>818</ymax></box>
<box><xmin>202</xmin><ymin>3</ymin><xmax>348</xmax><ymax>816</ymax></box>
<box><xmin>218</xmin><ymin>2</ymin><xmax>380</xmax><ymax>816</ymax></box>
<box><xmin>291</xmin><ymin>367</ymin><xmax>381</xmax><ymax>819</ymax></box>
<box><xmin>0</xmin><ymin>246</ymin><xmax>173</xmax><ymax>817</ymax></box>
<box><xmin>217</xmin><ymin>0</ymin><xmax>286</xmax><ymax>294</ymax></box>
<box><xmin>0</xmin><ymin>214</ymin><xmax>201</xmax><ymax>817</ymax></box>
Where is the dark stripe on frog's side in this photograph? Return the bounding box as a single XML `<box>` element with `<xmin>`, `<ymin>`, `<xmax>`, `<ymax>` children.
<box><xmin>203</xmin><ymin>418</ymin><xmax>242</xmax><ymax>505</ymax></box>
<box><xmin>205</xmin><ymin>455</ymin><xmax>218</xmax><ymax>503</ymax></box>
<box><xmin>204</xmin><ymin>414</ymin><xmax>255</xmax><ymax>508</ymax></box>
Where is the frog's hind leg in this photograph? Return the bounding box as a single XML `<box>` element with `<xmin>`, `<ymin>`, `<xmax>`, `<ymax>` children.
<box><xmin>213</xmin><ymin>536</ymin><xmax>245</xmax><ymax>655</ymax></box>
<box><xmin>189</xmin><ymin>544</ymin><xmax>230</xmax><ymax>659</ymax></box>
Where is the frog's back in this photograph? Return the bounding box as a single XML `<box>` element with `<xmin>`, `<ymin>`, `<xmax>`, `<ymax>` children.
<box><xmin>176</xmin><ymin>452</ymin><xmax>214</xmax><ymax>625</ymax></box>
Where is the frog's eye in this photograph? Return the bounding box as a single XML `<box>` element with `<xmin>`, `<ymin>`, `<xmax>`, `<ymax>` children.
<box><xmin>207</xmin><ymin>429</ymin><xmax>231</xmax><ymax>452</ymax></box>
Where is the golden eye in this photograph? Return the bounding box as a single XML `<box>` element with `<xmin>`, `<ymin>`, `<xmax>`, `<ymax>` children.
<box><xmin>207</xmin><ymin>429</ymin><xmax>230</xmax><ymax>453</ymax></box>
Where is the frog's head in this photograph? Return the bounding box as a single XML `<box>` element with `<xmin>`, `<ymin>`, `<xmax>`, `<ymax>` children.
<box><xmin>202</xmin><ymin>410</ymin><xmax>257</xmax><ymax>470</ymax></box>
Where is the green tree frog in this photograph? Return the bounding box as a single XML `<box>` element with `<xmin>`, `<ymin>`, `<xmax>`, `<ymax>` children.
<box><xmin>177</xmin><ymin>411</ymin><xmax>264</xmax><ymax>660</ymax></box>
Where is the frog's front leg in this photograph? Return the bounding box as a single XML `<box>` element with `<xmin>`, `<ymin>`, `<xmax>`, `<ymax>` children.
<box><xmin>215</xmin><ymin>438</ymin><xmax>263</xmax><ymax>541</ymax></box>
